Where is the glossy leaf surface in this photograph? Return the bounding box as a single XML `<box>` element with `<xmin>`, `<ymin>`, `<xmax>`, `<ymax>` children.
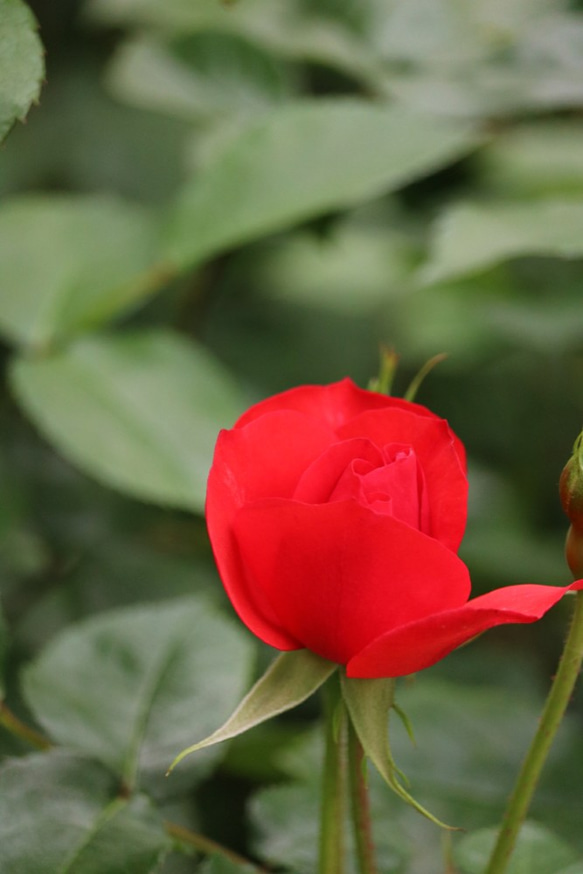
<box><xmin>22</xmin><ymin>597</ymin><xmax>254</xmax><ymax>792</ymax></box>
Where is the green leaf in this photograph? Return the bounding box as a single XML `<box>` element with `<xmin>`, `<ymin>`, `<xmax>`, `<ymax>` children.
<box><xmin>341</xmin><ymin>674</ymin><xmax>451</xmax><ymax>827</ymax></box>
<box><xmin>0</xmin><ymin>194</ymin><xmax>164</xmax><ymax>349</ymax></box>
<box><xmin>86</xmin><ymin>0</ymin><xmax>380</xmax><ymax>87</ymax></box>
<box><xmin>420</xmin><ymin>199</ymin><xmax>583</xmax><ymax>285</ymax></box>
<box><xmin>10</xmin><ymin>330</ymin><xmax>243</xmax><ymax>511</ymax></box>
<box><xmin>454</xmin><ymin>822</ymin><xmax>578</xmax><ymax>874</ymax></box>
<box><xmin>250</xmin><ymin>224</ymin><xmax>414</xmax><ymax>314</ymax></box>
<box><xmin>22</xmin><ymin>596</ymin><xmax>254</xmax><ymax>792</ymax></box>
<box><xmin>477</xmin><ymin>121</ymin><xmax>583</xmax><ymax>198</ymax></box>
<box><xmin>0</xmin><ymin>0</ymin><xmax>44</xmax><ymax>143</ymax></box>
<box><xmin>0</xmin><ymin>750</ymin><xmax>169</xmax><ymax>873</ymax></box>
<box><xmin>163</xmin><ymin>100</ymin><xmax>480</xmax><ymax>269</ymax></box>
<box><xmin>169</xmin><ymin>650</ymin><xmax>336</xmax><ymax>773</ymax></box>
<box><xmin>107</xmin><ymin>32</ymin><xmax>291</xmax><ymax>124</ymax></box>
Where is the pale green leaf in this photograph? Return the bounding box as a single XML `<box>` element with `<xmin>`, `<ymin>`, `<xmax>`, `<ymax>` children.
<box><xmin>454</xmin><ymin>822</ymin><xmax>578</xmax><ymax>874</ymax></box>
<box><xmin>0</xmin><ymin>0</ymin><xmax>44</xmax><ymax>143</ymax></box>
<box><xmin>86</xmin><ymin>0</ymin><xmax>381</xmax><ymax>87</ymax></box>
<box><xmin>10</xmin><ymin>330</ymin><xmax>243</xmax><ymax>511</ymax></box>
<box><xmin>477</xmin><ymin>122</ymin><xmax>583</xmax><ymax>198</ymax></box>
<box><xmin>107</xmin><ymin>32</ymin><xmax>291</xmax><ymax>124</ymax></box>
<box><xmin>169</xmin><ymin>650</ymin><xmax>336</xmax><ymax>773</ymax></box>
<box><xmin>22</xmin><ymin>596</ymin><xmax>254</xmax><ymax>792</ymax></box>
<box><xmin>250</xmin><ymin>225</ymin><xmax>414</xmax><ymax>313</ymax></box>
<box><xmin>420</xmin><ymin>199</ymin><xmax>583</xmax><ymax>285</ymax></box>
<box><xmin>0</xmin><ymin>195</ymin><xmax>165</xmax><ymax>349</ymax></box>
<box><xmin>372</xmin><ymin>2</ymin><xmax>583</xmax><ymax>118</ymax></box>
<box><xmin>0</xmin><ymin>751</ymin><xmax>169</xmax><ymax>873</ymax></box>
<box><xmin>163</xmin><ymin>100</ymin><xmax>480</xmax><ymax>269</ymax></box>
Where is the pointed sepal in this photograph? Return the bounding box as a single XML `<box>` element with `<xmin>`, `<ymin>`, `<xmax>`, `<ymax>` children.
<box><xmin>168</xmin><ymin>650</ymin><xmax>336</xmax><ymax>774</ymax></box>
<box><xmin>340</xmin><ymin>674</ymin><xmax>455</xmax><ymax>828</ymax></box>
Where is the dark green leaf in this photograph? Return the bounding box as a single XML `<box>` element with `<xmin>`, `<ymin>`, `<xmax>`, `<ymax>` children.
<box><xmin>22</xmin><ymin>596</ymin><xmax>254</xmax><ymax>793</ymax></box>
<box><xmin>0</xmin><ymin>195</ymin><xmax>163</xmax><ymax>349</ymax></box>
<box><xmin>0</xmin><ymin>750</ymin><xmax>169</xmax><ymax>873</ymax></box>
<box><xmin>10</xmin><ymin>330</ymin><xmax>243</xmax><ymax>511</ymax></box>
<box><xmin>163</xmin><ymin>100</ymin><xmax>480</xmax><ymax>269</ymax></box>
<box><xmin>0</xmin><ymin>0</ymin><xmax>44</xmax><ymax>143</ymax></box>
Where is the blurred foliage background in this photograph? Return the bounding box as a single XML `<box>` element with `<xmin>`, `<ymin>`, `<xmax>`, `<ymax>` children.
<box><xmin>2</xmin><ymin>0</ymin><xmax>583</xmax><ymax>872</ymax></box>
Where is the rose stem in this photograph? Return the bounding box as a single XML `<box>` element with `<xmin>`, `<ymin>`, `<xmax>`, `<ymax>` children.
<box><xmin>318</xmin><ymin>674</ymin><xmax>348</xmax><ymax>874</ymax></box>
<box><xmin>484</xmin><ymin>590</ymin><xmax>583</xmax><ymax>874</ymax></box>
<box><xmin>347</xmin><ymin>718</ymin><xmax>378</xmax><ymax>874</ymax></box>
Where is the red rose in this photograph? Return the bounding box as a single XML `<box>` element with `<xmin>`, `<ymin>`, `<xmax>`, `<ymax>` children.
<box><xmin>207</xmin><ymin>379</ymin><xmax>581</xmax><ymax>678</ymax></box>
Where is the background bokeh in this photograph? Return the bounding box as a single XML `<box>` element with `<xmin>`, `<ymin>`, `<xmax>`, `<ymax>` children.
<box><xmin>2</xmin><ymin>1</ymin><xmax>583</xmax><ymax>872</ymax></box>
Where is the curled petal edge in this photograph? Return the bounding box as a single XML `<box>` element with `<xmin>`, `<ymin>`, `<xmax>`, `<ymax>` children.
<box><xmin>347</xmin><ymin>581</ymin><xmax>583</xmax><ymax>679</ymax></box>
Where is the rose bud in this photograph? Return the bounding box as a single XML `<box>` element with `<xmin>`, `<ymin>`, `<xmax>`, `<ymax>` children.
<box><xmin>560</xmin><ymin>432</ymin><xmax>583</xmax><ymax>578</ymax></box>
<box><xmin>207</xmin><ymin>380</ymin><xmax>583</xmax><ymax>678</ymax></box>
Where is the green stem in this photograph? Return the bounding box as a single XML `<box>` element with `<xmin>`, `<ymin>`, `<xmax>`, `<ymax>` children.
<box><xmin>318</xmin><ymin>675</ymin><xmax>348</xmax><ymax>874</ymax></box>
<box><xmin>484</xmin><ymin>590</ymin><xmax>583</xmax><ymax>874</ymax></box>
<box><xmin>0</xmin><ymin>700</ymin><xmax>51</xmax><ymax>750</ymax></box>
<box><xmin>347</xmin><ymin>719</ymin><xmax>378</xmax><ymax>874</ymax></box>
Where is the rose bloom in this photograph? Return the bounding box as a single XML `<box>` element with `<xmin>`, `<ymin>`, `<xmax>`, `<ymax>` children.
<box><xmin>207</xmin><ymin>380</ymin><xmax>581</xmax><ymax>678</ymax></box>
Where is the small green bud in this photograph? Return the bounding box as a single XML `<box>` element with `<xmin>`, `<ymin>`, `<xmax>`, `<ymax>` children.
<box><xmin>560</xmin><ymin>431</ymin><xmax>583</xmax><ymax>578</ymax></box>
<box><xmin>560</xmin><ymin>432</ymin><xmax>583</xmax><ymax>529</ymax></box>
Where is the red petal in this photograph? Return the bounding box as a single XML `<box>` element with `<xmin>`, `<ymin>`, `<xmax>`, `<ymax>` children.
<box><xmin>206</xmin><ymin>410</ymin><xmax>334</xmax><ymax>649</ymax></box>
<box><xmin>233</xmin><ymin>499</ymin><xmax>471</xmax><ymax>665</ymax></box>
<box><xmin>337</xmin><ymin>408</ymin><xmax>467</xmax><ymax>552</ymax></box>
<box><xmin>293</xmin><ymin>438</ymin><xmax>384</xmax><ymax>503</ymax></box>
<box><xmin>347</xmin><ymin>581</ymin><xmax>583</xmax><ymax>678</ymax></box>
<box><xmin>235</xmin><ymin>379</ymin><xmax>431</xmax><ymax>432</ymax></box>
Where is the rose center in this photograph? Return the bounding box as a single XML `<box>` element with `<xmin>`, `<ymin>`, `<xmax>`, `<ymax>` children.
<box><xmin>328</xmin><ymin>444</ymin><xmax>431</xmax><ymax>533</ymax></box>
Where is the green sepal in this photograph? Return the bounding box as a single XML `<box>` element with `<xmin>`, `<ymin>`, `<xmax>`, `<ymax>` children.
<box><xmin>404</xmin><ymin>352</ymin><xmax>448</xmax><ymax>402</ymax></box>
<box><xmin>340</xmin><ymin>674</ymin><xmax>455</xmax><ymax>829</ymax></box>
<box><xmin>168</xmin><ymin>650</ymin><xmax>336</xmax><ymax>774</ymax></box>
